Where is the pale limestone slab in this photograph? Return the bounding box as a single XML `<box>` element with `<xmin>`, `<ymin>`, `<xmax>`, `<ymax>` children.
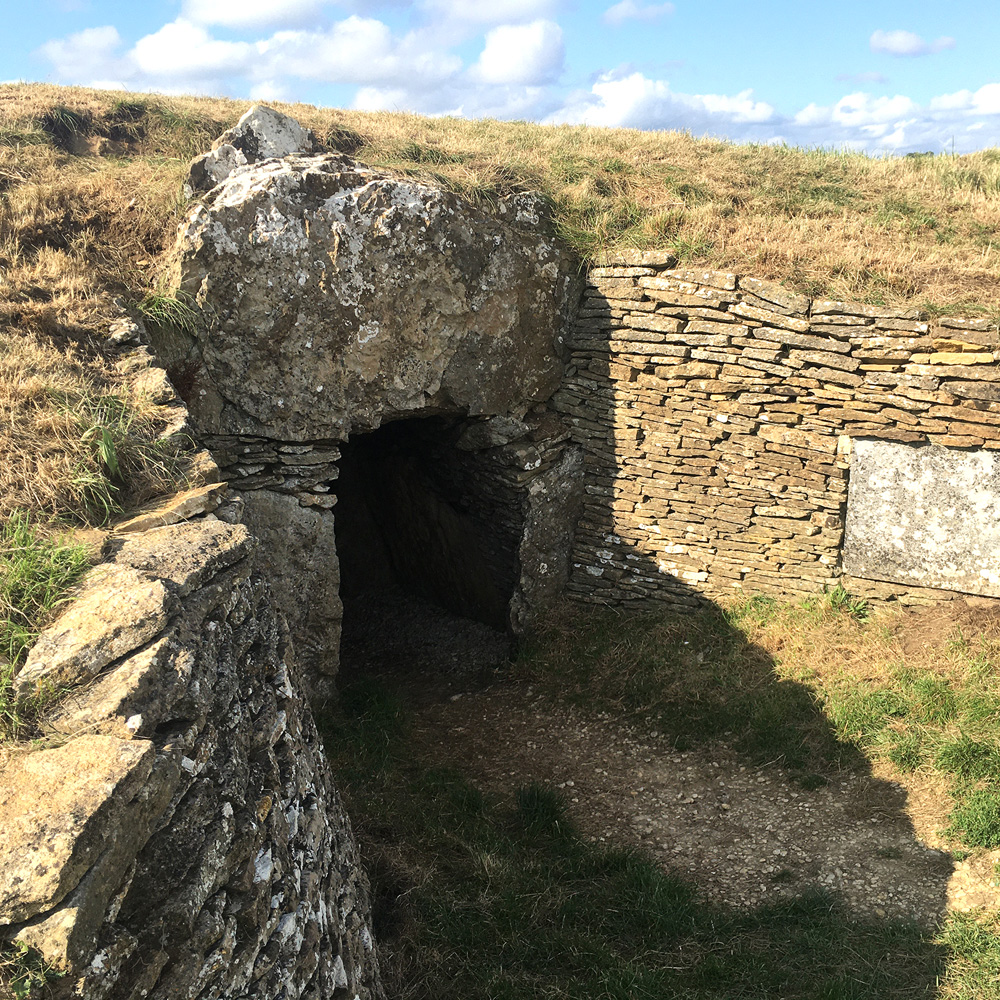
<box><xmin>844</xmin><ymin>440</ymin><xmax>1000</xmax><ymax>596</ymax></box>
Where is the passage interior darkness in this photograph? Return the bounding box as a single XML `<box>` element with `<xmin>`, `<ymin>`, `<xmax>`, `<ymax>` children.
<box><xmin>333</xmin><ymin>417</ymin><xmax>522</xmax><ymax>683</ymax></box>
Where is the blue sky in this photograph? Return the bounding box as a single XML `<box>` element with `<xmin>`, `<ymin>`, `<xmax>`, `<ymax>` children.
<box><xmin>4</xmin><ymin>0</ymin><xmax>1000</xmax><ymax>153</ymax></box>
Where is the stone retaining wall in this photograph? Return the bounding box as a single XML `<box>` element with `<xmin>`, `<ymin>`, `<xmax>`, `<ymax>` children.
<box><xmin>2</xmin><ymin>491</ymin><xmax>381</xmax><ymax>998</ymax></box>
<box><xmin>554</xmin><ymin>251</ymin><xmax>1000</xmax><ymax>607</ymax></box>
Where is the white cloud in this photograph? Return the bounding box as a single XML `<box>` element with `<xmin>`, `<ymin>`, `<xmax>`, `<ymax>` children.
<box><xmin>473</xmin><ymin>20</ymin><xmax>563</xmax><ymax>86</ymax></box>
<box><xmin>930</xmin><ymin>89</ymin><xmax>974</xmax><ymax>112</ymax></box>
<box><xmin>831</xmin><ymin>92</ymin><xmax>918</xmax><ymax>126</ymax></box>
<box><xmin>249</xmin><ymin>79</ymin><xmax>292</xmax><ymax>101</ymax></box>
<box><xmin>550</xmin><ymin>72</ymin><xmax>774</xmax><ymax>133</ymax></box>
<box><xmin>38</xmin><ymin>25</ymin><xmax>128</xmax><ymax>83</ymax></box>
<box><xmin>34</xmin><ymin>12</ymin><xmax>1000</xmax><ymax>156</ymax></box>
<box><xmin>38</xmin><ymin>13</ymin><xmax>463</xmax><ymax>97</ymax></box>
<box><xmin>354</xmin><ymin>80</ymin><xmax>555</xmax><ymax>120</ymax></box>
<box><xmin>931</xmin><ymin>83</ymin><xmax>1000</xmax><ymax>115</ymax></box>
<box><xmin>971</xmin><ymin>83</ymin><xmax>1000</xmax><ymax>114</ymax></box>
<box><xmin>787</xmin><ymin>86</ymin><xmax>1000</xmax><ymax>152</ymax></box>
<box><xmin>792</xmin><ymin>103</ymin><xmax>825</xmax><ymax>127</ymax></box>
<box><xmin>603</xmin><ymin>1</ymin><xmax>674</xmax><ymax>26</ymax></box>
<box><xmin>794</xmin><ymin>93</ymin><xmax>919</xmax><ymax>133</ymax></box>
<box><xmin>131</xmin><ymin>20</ymin><xmax>253</xmax><ymax>79</ymax></box>
<box><xmin>699</xmin><ymin>90</ymin><xmax>773</xmax><ymax>121</ymax></box>
<box><xmin>261</xmin><ymin>18</ymin><xmax>462</xmax><ymax>86</ymax></box>
<box><xmin>182</xmin><ymin>0</ymin><xmax>328</xmax><ymax>30</ymax></box>
<box><xmin>870</xmin><ymin>29</ymin><xmax>955</xmax><ymax>57</ymax></box>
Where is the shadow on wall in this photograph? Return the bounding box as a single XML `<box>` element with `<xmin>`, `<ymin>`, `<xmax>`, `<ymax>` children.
<box><xmin>335</xmin><ymin>417</ymin><xmax>520</xmax><ymax>631</ymax></box>
<box><xmin>333</xmin><ymin>558</ymin><xmax>957</xmax><ymax>998</ymax></box>
<box><xmin>505</xmin><ymin>289</ymin><xmax>959</xmax><ymax>992</ymax></box>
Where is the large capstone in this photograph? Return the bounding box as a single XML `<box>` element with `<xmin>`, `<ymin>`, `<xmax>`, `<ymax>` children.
<box><xmin>172</xmin><ymin>153</ymin><xmax>578</xmax><ymax>441</ymax></box>
<box><xmin>165</xmin><ymin>117</ymin><xmax>583</xmax><ymax>687</ymax></box>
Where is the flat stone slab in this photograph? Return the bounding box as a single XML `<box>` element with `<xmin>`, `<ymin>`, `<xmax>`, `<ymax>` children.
<box><xmin>113</xmin><ymin>482</ymin><xmax>227</xmax><ymax>533</ymax></box>
<box><xmin>17</xmin><ymin>566</ymin><xmax>176</xmax><ymax>698</ymax></box>
<box><xmin>0</xmin><ymin>736</ymin><xmax>154</xmax><ymax>924</ymax></box>
<box><xmin>844</xmin><ymin>439</ymin><xmax>1000</xmax><ymax>596</ymax></box>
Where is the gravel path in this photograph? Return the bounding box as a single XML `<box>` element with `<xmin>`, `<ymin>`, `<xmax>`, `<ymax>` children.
<box><xmin>342</xmin><ymin>593</ymin><xmax>1000</xmax><ymax>924</ymax></box>
<box><xmin>414</xmin><ymin>684</ymin><xmax>1000</xmax><ymax>924</ymax></box>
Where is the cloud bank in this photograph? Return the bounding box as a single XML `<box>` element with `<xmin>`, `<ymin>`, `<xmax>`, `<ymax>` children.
<box><xmin>547</xmin><ymin>71</ymin><xmax>1000</xmax><ymax>154</ymax></box>
<box><xmin>32</xmin><ymin>9</ymin><xmax>1000</xmax><ymax>155</ymax></box>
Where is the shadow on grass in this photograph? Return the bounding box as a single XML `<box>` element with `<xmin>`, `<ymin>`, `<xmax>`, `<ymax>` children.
<box><xmin>316</xmin><ymin>288</ymin><xmax>986</xmax><ymax>994</ymax></box>
<box><xmin>514</xmin><ymin>597</ymin><xmax>867</xmax><ymax>779</ymax></box>
<box><xmin>318</xmin><ymin>677</ymin><xmax>965</xmax><ymax>1000</ymax></box>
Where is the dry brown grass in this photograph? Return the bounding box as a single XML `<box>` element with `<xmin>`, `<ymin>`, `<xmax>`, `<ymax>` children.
<box><xmin>739</xmin><ymin>599</ymin><xmax>1000</xmax><ymax>692</ymax></box>
<box><xmin>1</xmin><ymin>80</ymin><xmax>999</xmax><ymax>525</ymax></box>
<box><xmin>0</xmin><ymin>331</ymin><xmax>186</xmax><ymax>523</ymax></box>
<box><xmin>6</xmin><ymin>82</ymin><xmax>999</xmax><ymax>312</ymax></box>
<box><xmin>0</xmin><ymin>89</ymin><xmax>203</xmax><ymax>525</ymax></box>
<box><xmin>0</xmin><ymin>145</ymin><xmax>188</xmax><ymax>339</ymax></box>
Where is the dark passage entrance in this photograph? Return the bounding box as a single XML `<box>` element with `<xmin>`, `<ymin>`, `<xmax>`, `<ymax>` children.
<box><xmin>333</xmin><ymin>417</ymin><xmax>524</xmax><ymax>686</ymax></box>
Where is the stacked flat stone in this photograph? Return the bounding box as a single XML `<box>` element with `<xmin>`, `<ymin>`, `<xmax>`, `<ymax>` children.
<box><xmin>3</xmin><ymin>518</ymin><xmax>381</xmax><ymax>999</ymax></box>
<box><xmin>553</xmin><ymin>251</ymin><xmax>1000</xmax><ymax>608</ymax></box>
<box><xmin>204</xmin><ymin>434</ymin><xmax>342</xmax><ymax>508</ymax></box>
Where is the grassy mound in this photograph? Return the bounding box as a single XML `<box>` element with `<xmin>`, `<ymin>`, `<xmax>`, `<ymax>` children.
<box><xmin>2</xmin><ymin>82</ymin><xmax>1000</xmax><ymax>313</ymax></box>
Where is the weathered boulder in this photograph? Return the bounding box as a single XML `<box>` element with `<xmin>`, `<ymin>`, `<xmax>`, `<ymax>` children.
<box><xmin>186</xmin><ymin>105</ymin><xmax>318</xmax><ymax>194</ymax></box>
<box><xmin>172</xmin><ymin>145</ymin><xmax>578</xmax><ymax>441</ymax></box>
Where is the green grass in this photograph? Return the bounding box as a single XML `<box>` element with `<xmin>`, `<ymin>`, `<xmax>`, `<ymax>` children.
<box><xmin>318</xmin><ymin>582</ymin><xmax>1000</xmax><ymax>1000</ymax></box>
<box><xmin>0</xmin><ymin>123</ymin><xmax>48</xmax><ymax>147</ymax></box>
<box><xmin>135</xmin><ymin>289</ymin><xmax>198</xmax><ymax>337</ymax></box>
<box><xmin>823</xmin><ymin>583</ymin><xmax>871</xmax><ymax>623</ymax></box>
<box><xmin>947</xmin><ymin>791</ymin><xmax>1000</xmax><ymax>849</ymax></box>
<box><xmin>0</xmin><ymin>942</ymin><xmax>64</xmax><ymax>1000</ymax></box>
<box><xmin>46</xmin><ymin>386</ymin><xmax>188</xmax><ymax>524</ymax></box>
<box><xmin>36</xmin><ymin>105</ymin><xmax>90</xmax><ymax>151</ymax></box>
<box><xmin>0</xmin><ymin>512</ymin><xmax>91</xmax><ymax>741</ymax></box>
<box><xmin>519</xmin><ymin>595</ymin><xmax>1000</xmax><ymax>851</ymax></box>
<box><xmin>321</xmin><ymin>678</ymin><xmax>950</xmax><ymax>1000</ymax></box>
<box><xmin>938</xmin><ymin>912</ymin><xmax>1000</xmax><ymax>998</ymax></box>
<box><xmin>826</xmin><ymin>665</ymin><xmax>1000</xmax><ymax>849</ymax></box>
<box><xmin>320</xmin><ymin>598</ymin><xmax>1000</xmax><ymax>999</ymax></box>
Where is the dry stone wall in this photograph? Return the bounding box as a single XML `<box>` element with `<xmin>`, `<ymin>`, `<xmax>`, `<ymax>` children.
<box><xmin>554</xmin><ymin>251</ymin><xmax>1000</xmax><ymax>607</ymax></box>
<box><xmin>2</xmin><ymin>512</ymin><xmax>380</xmax><ymax>999</ymax></box>
<box><xmin>1</xmin><ymin>330</ymin><xmax>381</xmax><ymax>999</ymax></box>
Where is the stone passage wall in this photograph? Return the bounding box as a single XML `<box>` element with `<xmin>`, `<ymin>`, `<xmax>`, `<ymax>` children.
<box><xmin>168</xmin><ymin>106</ymin><xmax>583</xmax><ymax>672</ymax></box>
<box><xmin>554</xmin><ymin>251</ymin><xmax>1000</xmax><ymax>607</ymax></box>
<box><xmin>209</xmin><ymin>410</ymin><xmax>581</xmax><ymax>652</ymax></box>
<box><xmin>2</xmin><ymin>513</ymin><xmax>380</xmax><ymax>998</ymax></box>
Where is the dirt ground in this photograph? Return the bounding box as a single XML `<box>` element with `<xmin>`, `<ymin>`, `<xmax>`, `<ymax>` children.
<box><xmin>413</xmin><ymin>685</ymin><xmax>1000</xmax><ymax>925</ymax></box>
<box><xmin>346</xmin><ymin>594</ymin><xmax>1000</xmax><ymax>927</ymax></box>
